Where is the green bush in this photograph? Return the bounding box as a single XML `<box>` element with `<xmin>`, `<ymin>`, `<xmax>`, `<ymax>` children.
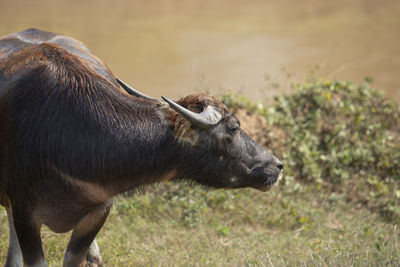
<box><xmin>223</xmin><ymin>80</ymin><xmax>400</xmax><ymax>222</ymax></box>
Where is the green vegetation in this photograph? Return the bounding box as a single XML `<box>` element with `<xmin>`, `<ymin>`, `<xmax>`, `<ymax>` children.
<box><xmin>223</xmin><ymin>79</ymin><xmax>400</xmax><ymax>223</ymax></box>
<box><xmin>1</xmin><ymin>80</ymin><xmax>399</xmax><ymax>266</ymax></box>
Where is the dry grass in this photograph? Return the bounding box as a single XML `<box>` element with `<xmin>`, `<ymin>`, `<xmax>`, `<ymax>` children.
<box><xmin>1</xmin><ymin>185</ymin><xmax>399</xmax><ymax>266</ymax></box>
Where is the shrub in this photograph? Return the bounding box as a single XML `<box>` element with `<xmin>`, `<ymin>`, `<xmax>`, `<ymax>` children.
<box><xmin>223</xmin><ymin>80</ymin><xmax>400</xmax><ymax>222</ymax></box>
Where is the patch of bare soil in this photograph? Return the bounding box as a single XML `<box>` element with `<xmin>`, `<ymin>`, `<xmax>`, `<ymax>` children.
<box><xmin>233</xmin><ymin>108</ymin><xmax>287</xmax><ymax>158</ymax></box>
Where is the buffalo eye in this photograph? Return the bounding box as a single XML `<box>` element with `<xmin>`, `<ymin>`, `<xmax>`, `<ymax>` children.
<box><xmin>229</xmin><ymin>126</ymin><xmax>240</xmax><ymax>135</ymax></box>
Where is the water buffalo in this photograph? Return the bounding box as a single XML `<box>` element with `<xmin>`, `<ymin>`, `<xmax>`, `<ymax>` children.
<box><xmin>0</xmin><ymin>28</ymin><xmax>283</xmax><ymax>266</ymax></box>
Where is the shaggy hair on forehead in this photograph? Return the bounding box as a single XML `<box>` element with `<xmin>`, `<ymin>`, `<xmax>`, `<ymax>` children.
<box><xmin>158</xmin><ymin>93</ymin><xmax>230</xmax><ymax>144</ymax></box>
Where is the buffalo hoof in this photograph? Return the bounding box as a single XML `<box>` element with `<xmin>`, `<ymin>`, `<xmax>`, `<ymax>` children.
<box><xmin>85</xmin><ymin>255</ymin><xmax>103</xmax><ymax>267</ymax></box>
<box><xmin>86</xmin><ymin>240</ymin><xmax>103</xmax><ymax>267</ymax></box>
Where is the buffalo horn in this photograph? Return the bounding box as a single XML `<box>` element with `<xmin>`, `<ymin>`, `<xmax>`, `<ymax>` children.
<box><xmin>116</xmin><ymin>78</ymin><xmax>157</xmax><ymax>101</ymax></box>
<box><xmin>161</xmin><ymin>96</ymin><xmax>222</xmax><ymax>128</ymax></box>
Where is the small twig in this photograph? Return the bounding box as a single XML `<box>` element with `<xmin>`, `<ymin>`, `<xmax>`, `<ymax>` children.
<box><xmin>279</xmin><ymin>254</ymin><xmax>286</xmax><ymax>267</ymax></box>
<box><xmin>258</xmin><ymin>257</ymin><xmax>267</xmax><ymax>267</ymax></box>
<box><xmin>394</xmin><ymin>225</ymin><xmax>398</xmax><ymax>251</ymax></box>
<box><xmin>241</xmin><ymin>251</ymin><xmax>250</xmax><ymax>266</ymax></box>
<box><xmin>327</xmin><ymin>243</ymin><xmax>340</xmax><ymax>266</ymax></box>
<box><xmin>265</xmin><ymin>250</ymin><xmax>275</xmax><ymax>267</ymax></box>
<box><xmin>393</xmin><ymin>225</ymin><xmax>399</xmax><ymax>263</ymax></box>
<box><xmin>307</xmin><ymin>250</ymin><xmax>317</xmax><ymax>266</ymax></box>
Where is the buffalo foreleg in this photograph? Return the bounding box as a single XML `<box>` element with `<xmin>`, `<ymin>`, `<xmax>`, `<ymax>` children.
<box><xmin>11</xmin><ymin>204</ymin><xmax>47</xmax><ymax>267</ymax></box>
<box><xmin>63</xmin><ymin>203</ymin><xmax>111</xmax><ymax>267</ymax></box>
<box><xmin>5</xmin><ymin>208</ymin><xmax>22</xmax><ymax>267</ymax></box>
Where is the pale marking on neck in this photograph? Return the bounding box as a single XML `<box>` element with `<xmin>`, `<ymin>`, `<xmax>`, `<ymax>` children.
<box><xmin>50</xmin><ymin>165</ymin><xmax>112</xmax><ymax>203</ymax></box>
<box><xmin>160</xmin><ymin>169</ymin><xmax>177</xmax><ymax>182</ymax></box>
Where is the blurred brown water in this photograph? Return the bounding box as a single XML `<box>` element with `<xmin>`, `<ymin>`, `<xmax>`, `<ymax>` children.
<box><xmin>1</xmin><ymin>0</ymin><xmax>399</xmax><ymax>102</ymax></box>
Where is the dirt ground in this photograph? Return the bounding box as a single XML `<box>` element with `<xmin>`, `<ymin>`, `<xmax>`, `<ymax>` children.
<box><xmin>233</xmin><ymin>108</ymin><xmax>287</xmax><ymax>158</ymax></box>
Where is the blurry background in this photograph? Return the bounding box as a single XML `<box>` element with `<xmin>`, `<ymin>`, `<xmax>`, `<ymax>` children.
<box><xmin>0</xmin><ymin>0</ymin><xmax>399</xmax><ymax>102</ymax></box>
<box><xmin>1</xmin><ymin>1</ymin><xmax>400</xmax><ymax>265</ymax></box>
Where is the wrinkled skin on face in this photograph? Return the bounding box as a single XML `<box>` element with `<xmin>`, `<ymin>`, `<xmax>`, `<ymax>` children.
<box><xmin>192</xmin><ymin>113</ymin><xmax>283</xmax><ymax>191</ymax></box>
<box><xmin>166</xmin><ymin>94</ymin><xmax>283</xmax><ymax>191</ymax></box>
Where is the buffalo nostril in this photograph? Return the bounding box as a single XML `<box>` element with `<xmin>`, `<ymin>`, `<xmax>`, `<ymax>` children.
<box><xmin>275</xmin><ymin>159</ymin><xmax>283</xmax><ymax>172</ymax></box>
<box><xmin>277</xmin><ymin>163</ymin><xmax>284</xmax><ymax>172</ymax></box>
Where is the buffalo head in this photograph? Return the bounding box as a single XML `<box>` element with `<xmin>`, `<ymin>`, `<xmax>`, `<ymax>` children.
<box><xmin>117</xmin><ymin>79</ymin><xmax>283</xmax><ymax>191</ymax></box>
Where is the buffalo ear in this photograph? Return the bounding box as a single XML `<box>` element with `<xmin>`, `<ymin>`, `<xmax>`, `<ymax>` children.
<box><xmin>161</xmin><ymin>96</ymin><xmax>222</xmax><ymax>129</ymax></box>
<box><xmin>157</xmin><ymin>100</ymin><xmax>199</xmax><ymax>145</ymax></box>
<box><xmin>187</xmin><ymin>103</ymin><xmax>203</xmax><ymax>113</ymax></box>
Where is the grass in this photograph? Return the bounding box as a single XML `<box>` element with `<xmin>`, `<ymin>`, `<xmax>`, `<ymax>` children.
<box><xmin>1</xmin><ymin>186</ymin><xmax>399</xmax><ymax>266</ymax></box>
<box><xmin>1</xmin><ymin>79</ymin><xmax>399</xmax><ymax>266</ymax></box>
